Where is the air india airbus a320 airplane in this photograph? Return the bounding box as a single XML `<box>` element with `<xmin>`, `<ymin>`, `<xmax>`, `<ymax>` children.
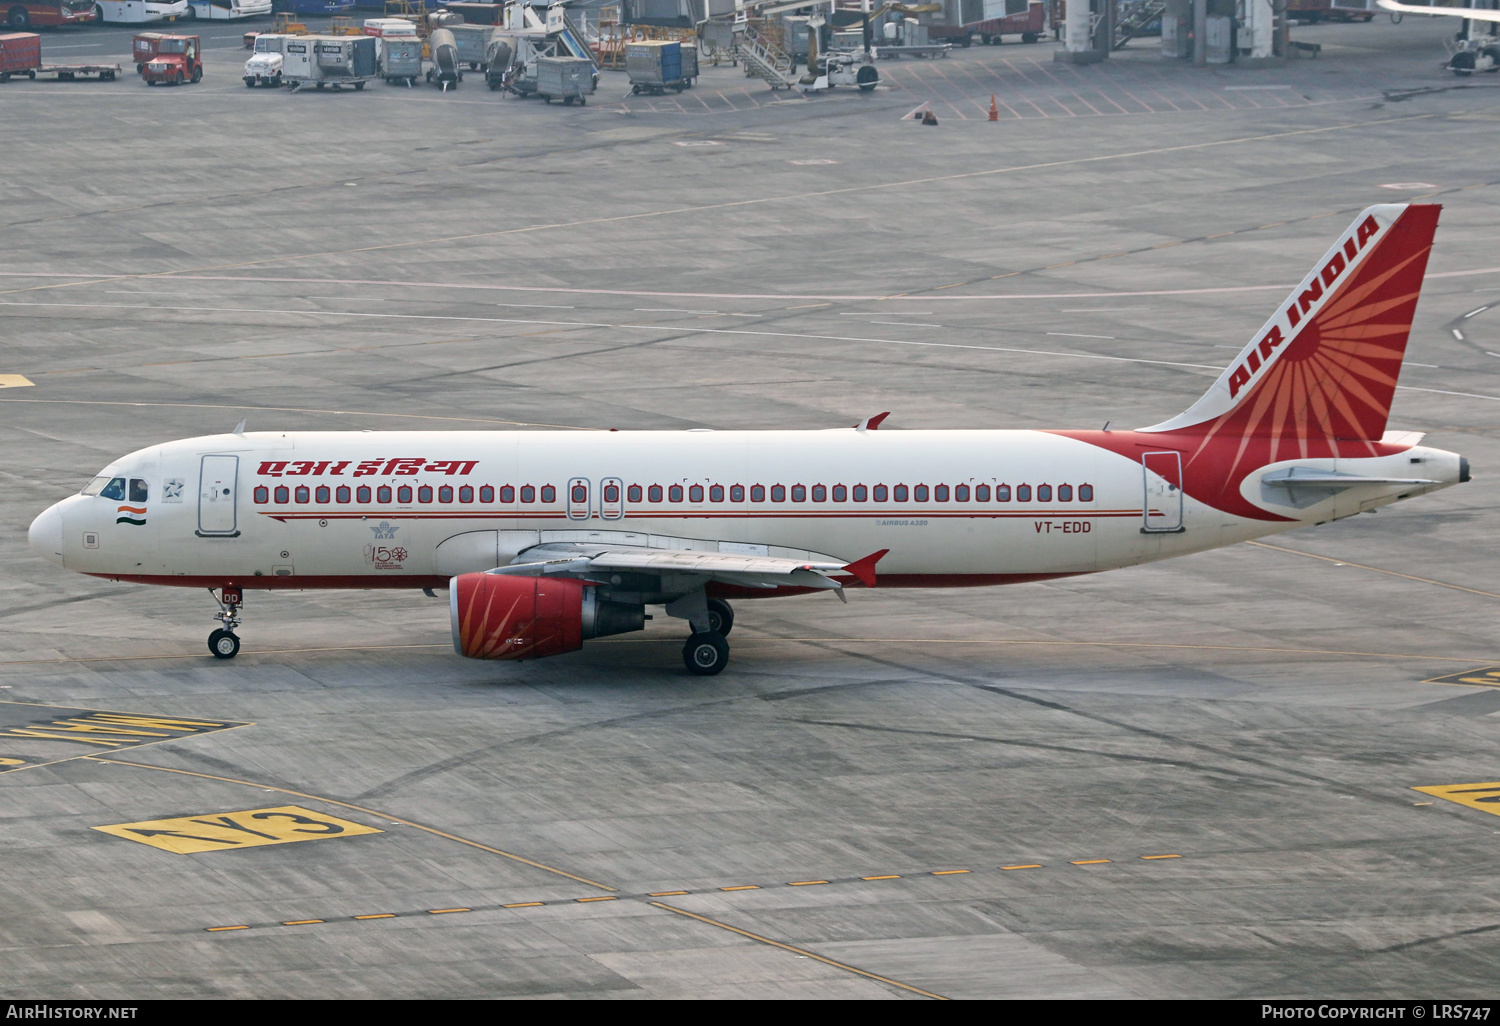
<box><xmin>27</xmin><ymin>203</ymin><xmax>1469</xmax><ymax>675</ymax></box>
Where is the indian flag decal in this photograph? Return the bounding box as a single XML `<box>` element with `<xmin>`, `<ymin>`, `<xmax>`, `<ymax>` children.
<box><xmin>116</xmin><ymin>505</ymin><xmax>146</xmax><ymax>526</ymax></box>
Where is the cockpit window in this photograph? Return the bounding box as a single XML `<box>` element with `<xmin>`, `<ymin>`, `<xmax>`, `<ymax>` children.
<box><xmin>129</xmin><ymin>479</ymin><xmax>148</xmax><ymax>503</ymax></box>
<box><xmin>89</xmin><ymin>477</ymin><xmax>127</xmax><ymax>500</ymax></box>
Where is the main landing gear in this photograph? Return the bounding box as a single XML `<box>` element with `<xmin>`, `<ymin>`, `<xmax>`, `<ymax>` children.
<box><xmin>208</xmin><ymin>586</ymin><xmax>242</xmax><ymax>659</ymax></box>
<box><xmin>673</xmin><ymin>594</ymin><xmax>734</xmax><ymax>675</ymax></box>
<box><xmin>683</xmin><ymin>631</ymin><xmax>729</xmax><ymax>676</ymax></box>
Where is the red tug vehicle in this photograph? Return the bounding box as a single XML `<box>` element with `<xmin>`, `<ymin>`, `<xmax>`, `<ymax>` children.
<box><xmin>134</xmin><ymin>32</ymin><xmax>202</xmax><ymax>86</ymax></box>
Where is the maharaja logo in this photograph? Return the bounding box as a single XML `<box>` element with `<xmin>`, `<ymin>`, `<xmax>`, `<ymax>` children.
<box><xmin>116</xmin><ymin>505</ymin><xmax>146</xmax><ymax>526</ymax></box>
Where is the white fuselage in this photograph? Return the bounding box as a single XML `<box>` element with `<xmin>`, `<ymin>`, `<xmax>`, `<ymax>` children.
<box><xmin>28</xmin><ymin>429</ymin><xmax>1464</xmax><ymax>591</ymax></box>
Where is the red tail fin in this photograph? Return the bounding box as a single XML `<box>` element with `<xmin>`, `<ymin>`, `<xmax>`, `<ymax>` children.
<box><xmin>1144</xmin><ymin>203</ymin><xmax>1440</xmax><ymax>452</ymax></box>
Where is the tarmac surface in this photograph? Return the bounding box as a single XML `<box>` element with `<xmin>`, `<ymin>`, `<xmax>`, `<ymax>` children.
<box><xmin>3</xmin><ymin>13</ymin><xmax>1500</xmax><ymax>999</ymax></box>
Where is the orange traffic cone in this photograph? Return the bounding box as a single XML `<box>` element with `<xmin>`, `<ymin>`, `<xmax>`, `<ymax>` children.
<box><xmin>988</xmin><ymin>95</ymin><xmax>999</xmax><ymax>121</ymax></box>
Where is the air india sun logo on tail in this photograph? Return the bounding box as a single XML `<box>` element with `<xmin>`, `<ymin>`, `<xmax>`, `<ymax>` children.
<box><xmin>116</xmin><ymin>505</ymin><xmax>146</xmax><ymax>527</ymax></box>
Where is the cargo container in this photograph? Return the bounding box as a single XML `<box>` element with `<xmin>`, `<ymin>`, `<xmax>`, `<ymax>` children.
<box><xmin>425</xmin><ymin>25</ymin><xmax>461</xmax><ymax>85</ymax></box>
<box><xmin>280</xmin><ymin>33</ymin><xmax>378</xmax><ymax>89</ymax></box>
<box><xmin>626</xmin><ymin>38</ymin><xmax>691</xmax><ymax>94</ymax></box>
<box><xmin>362</xmin><ymin>17</ymin><xmax>416</xmax><ymax>36</ymax></box>
<box><xmin>444</xmin><ymin>1</ymin><xmax>501</xmax><ymax>25</ymax></box>
<box><xmin>535</xmin><ymin>53</ymin><xmax>590</xmax><ymax>103</ymax></box>
<box><xmin>379</xmin><ymin>32</ymin><xmax>421</xmax><ymax>83</ymax></box>
<box><xmin>449</xmin><ymin>22</ymin><xmax>494</xmax><ymax>68</ymax></box>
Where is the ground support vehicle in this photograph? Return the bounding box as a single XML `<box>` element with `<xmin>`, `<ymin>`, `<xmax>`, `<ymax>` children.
<box><xmin>449</xmin><ymin>22</ymin><xmax>492</xmax><ymax>68</ymax></box>
<box><xmin>798</xmin><ymin>47</ymin><xmax>879</xmax><ymax>90</ymax></box>
<box><xmin>4</xmin><ymin>0</ymin><xmax>97</xmax><ymax>30</ymax></box>
<box><xmin>1286</xmin><ymin>0</ymin><xmax>1373</xmax><ymax>22</ymax></box>
<box><xmin>0</xmin><ymin>31</ymin><xmax>119</xmax><ymax>79</ymax></box>
<box><xmin>535</xmin><ymin>53</ymin><xmax>588</xmax><ymax>102</ymax></box>
<box><xmin>242</xmin><ymin>31</ymin><xmax>285</xmax><ymax>84</ymax></box>
<box><xmin>184</xmin><ymin>0</ymin><xmax>270</xmax><ymax>19</ymax></box>
<box><xmin>626</xmin><ymin>39</ymin><xmax>692</xmax><ymax>94</ymax></box>
<box><xmin>281</xmin><ymin>32</ymin><xmax>378</xmax><ymax>89</ymax></box>
<box><xmin>1445</xmin><ymin>34</ymin><xmax>1500</xmax><ymax>74</ymax></box>
<box><xmin>424</xmin><ymin>24</ymin><xmax>459</xmax><ymax>85</ymax></box>
<box><xmin>136</xmin><ymin>31</ymin><xmax>201</xmax><ymax>83</ymax></box>
<box><xmin>377</xmin><ymin>31</ymin><xmax>419</xmax><ymax>82</ymax></box>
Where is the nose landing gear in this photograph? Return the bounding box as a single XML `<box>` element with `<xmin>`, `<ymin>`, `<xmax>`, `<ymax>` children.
<box><xmin>208</xmin><ymin>586</ymin><xmax>242</xmax><ymax>659</ymax></box>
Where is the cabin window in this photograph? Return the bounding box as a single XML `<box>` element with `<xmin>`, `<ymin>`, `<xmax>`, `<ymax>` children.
<box><xmin>628</xmin><ymin>484</ymin><xmax>642</xmax><ymax>503</ymax></box>
<box><xmin>396</xmin><ymin>485</ymin><xmax>412</xmax><ymax>504</ymax></box>
<box><xmin>1016</xmin><ymin>484</ymin><xmax>1031</xmax><ymax>502</ymax></box>
<box><xmin>934</xmin><ymin>484</ymin><xmax>948</xmax><ymax>502</ymax></box>
<box><xmin>520</xmin><ymin>486</ymin><xmax>535</xmax><ymax>503</ymax></box>
<box><xmin>791</xmin><ymin>485</ymin><xmax>806</xmax><ymax>502</ymax></box>
<box><xmin>648</xmin><ymin>484</ymin><xmax>663</xmax><ymax>503</ymax></box>
<box><xmin>709</xmin><ymin>484</ymin><xmax>724</xmax><ymax>502</ymax></box>
<box><xmin>689</xmin><ymin>484</ymin><xmax>704</xmax><ymax>503</ymax></box>
<box><xmin>975</xmin><ymin>484</ymin><xmax>989</xmax><ymax>502</ymax></box>
<box><xmin>480</xmin><ymin>485</ymin><xmax>495</xmax><ymax>503</ymax></box>
<box><xmin>604</xmin><ymin>483</ymin><xmax>620</xmax><ymax>503</ymax></box>
<box><xmin>1037</xmin><ymin>484</ymin><xmax>1052</xmax><ymax>502</ymax></box>
<box><xmin>418</xmin><ymin>486</ymin><xmax>433</xmax><ymax>503</ymax></box>
<box><xmin>377</xmin><ymin>486</ymin><xmax>391</xmax><ymax>503</ymax></box>
<box><xmin>295</xmin><ymin>486</ymin><xmax>311</xmax><ymax>504</ymax></box>
<box><xmin>996</xmin><ymin>484</ymin><xmax>1010</xmax><ymax>502</ymax></box>
<box><xmin>771</xmin><ymin>485</ymin><xmax>786</xmax><ymax>502</ymax></box>
<box><xmin>751</xmin><ymin>484</ymin><xmax>765</xmax><ymax>502</ymax></box>
<box><xmin>853</xmin><ymin>484</ymin><xmax>867</xmax><ymax>502</ymax></box>
<box><xmin>357</xmin><ymin>486</ymin><xmax>371</xmax><ymax>503</ymax></box>
<box><xmin>499</xmin><ymin>485</ymin><xmax>513</xmax><ymax>503</ymax></box>
<box><xmin>1078</xmin><ymin>483</ymin><xmax>1094</xmax><ymax>502</ymax></box>
<box><xmin>129</xmin><ymin>479</ymin><xmax>149</xmax><ymax>503</ymax></box>
<box><xmin>832</xmin><ymin>484</ymin><xmax>847</xmax><ymax>502</ymax></box>
<box><xmin>439</xmin><ymin>485</ymin><xmax>453</xmax><ymax>503</ymax></box>
<box><xmin>540</xmin><ymin>485</ymin><xmax>556</xmax><ymax>503</ymax></box>
<box><xmin>812</xmin><ymin>484</ymin><xmax>827</xmax><ymax>502</ymax></box>
<box><xmin>913</xmin><ymin>484</ymin><xmax>928</xmax><ymax>502</ymax></box>
<box><xmin>669</xmin><ymin>485</ymin><xmax>683</xmax><ymax>503</ymax></box>
<box><xmin>458</xmin><ymin>485</ymin><xmax>472</xmax><ymax>503</ymax></box>
<box><xmin>954</xmin><ymin>484</ymin><xmax>969</xmax><ymax>502</ymax></box>
<box><xmin>894</xmin><ymin>485</ymin><xmax>908</xmax><ymax>502</ymax></box>
<box><xmin>730</xmin><ymin>484</ymin><xmax>745</xmax><ymax>503</ymax></box>
<box><xmin>316</xmin><ymin>486</ymin><xmax>330</xmax><ymax>503</ymax></box>
<box><xmin>337</xmin><ymin>486</ymin><xmax>351</xmax><ymax>503</ymax></box>
<box><xmin>274</xmin><ymin>486</ymin><xmax>289</xmax><ymax>504</ymax></box>
<box><xmin>873</xmin><ymin>484</ymin><xmax>887</xmax><ymax>502</ymax></box>
<box><xmin>1057</xmin><ymin>484</ymin><xmax>1072</xmax><ymax>502</ymax></box>
<box><xmin>254</xmin><ymin>486</ymin><xmax>269</xmax><ymax>504</ymax></box>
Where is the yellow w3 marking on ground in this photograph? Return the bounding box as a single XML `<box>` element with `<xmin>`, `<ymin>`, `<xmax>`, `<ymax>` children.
<box><xmin>1425</xmin><ymin>666</ymin><xmax>1500</xmax><ymax>688</ymax></box>
<box><xmin>1411</xmin><ymin>782</ymin><xmax>1500</xmax><ymax>817</ymax></box>
<box><xmin>0</xmin><ymin>375</ymin><xmax>32</xmax><ymax>389</ymax></box>
<box><xmin>0</xmin><ymin>704</ymin><xmax>248</xmax><ymax>773</ymax></box>
<box><xmin>94</xmin><ymin>805</ymin><xmax>381</xmax><ymax>854</ymax></box>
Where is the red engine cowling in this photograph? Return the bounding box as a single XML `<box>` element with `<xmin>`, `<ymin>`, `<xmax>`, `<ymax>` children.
<box><xmin>451</xmin><ymin>573</ymin><xmax>584</xmax><ymax>660</ymax></box>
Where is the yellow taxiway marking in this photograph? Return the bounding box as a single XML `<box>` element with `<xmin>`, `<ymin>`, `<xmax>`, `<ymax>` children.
<box><xmin>503</xmin><ymin>902</ymin><xmax>544</xmax><ymax>909</ymax></box>
<box><xmin>1002</xmin><ymin>864</ymin><xmax>1043</xmax><ymax>870</ymax></box>
<box><xmin>861</xmin><ymin>875</ymin><xmax>901</xmax><ymax>881</ymax></box>
<box><xmin>354</xmin><ymin>914</ymin><xmax>395</xmax><ymax>920</ymax></box>
<box><xmin>1424</xmin><ymin>666</ymin><xmax>1500</xmax><ymax>688</ymax></box>
<box><xmin>576</xmin><ymin>896</ymin><xmax>617</xmax><ymax>903</ymax></box>
<box><xmin>1141</xmin><ymin>855</ymin><xmax>1182</xmax><ymax>860</ymax></box>
<box><xmin>649</xmin><ymin>903</ymin><xmax>947</xmax><ymax>1000</ymax></box>
<box><xmin>788</xmin><ymin>880</ymin><xmax>829</xmax><ymax>886</ymax></box>
<box><xmin>1248</xmin><ymin>541</ymin><xmax>1500</xmax><ymax>602</ymax></box>
<box><xmin>1411</xmin><ymin>782</ymin><xmax>1500</xmax><ymax>817</ymax></box>
<box><xmin>206</xmin><ymin>925</ymin><xmax>248</xmax><ymax>932</ymax></box>
<box><xmin>428</xmin><ymin>908</ymin><xmax>470</xmax><ymax>914</ymax></box>
<box><xmin>88</xmin><ymin>756</ymin><xmax>616</xmax><ymax>892</ymax></box>
<box><xmin>930</xmin><ymin>869</ymin><xmax>969</xmax><ymax>875</ymax></box>
<box><xmin>647</xmin><ymin>891</ymin><xmax>690</xmax><ymax>896</ymax></box>
<box><xmin>0</xmin><ymin>375</ymin><xmax>33</xmax><ymax>389</ymax></box>
<box><xmin>720</xmin><ymin>885</ymin><xmax>760</xmax><ymax>891</ymax></box>
<box><xmin>1071</xmin><ymin>860</ymin><xmax>1112</xmax><ymax>865</ymax></box>
<box><xmin>283</xmin><ymin>920</ymin><xmax>324</xmax><ymax>926</ymax></box>
<box><xmin>93</xmin><ymin>805</ymin><xmax>379</xmax><ymax>855</ymax></box>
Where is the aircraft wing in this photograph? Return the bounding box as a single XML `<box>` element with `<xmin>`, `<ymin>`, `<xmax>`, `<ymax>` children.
<box><xmin>485</xmin><ymin>545</ymin><xmax>887</xmax><ymax>592</ymax></box>
<box><xmin>1377</xmin><ymin>0</ymin><xmax>1500</xmax><ymax>22</ymax></box>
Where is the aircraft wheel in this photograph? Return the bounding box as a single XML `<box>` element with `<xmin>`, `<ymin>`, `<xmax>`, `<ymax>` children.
<box><xmin>706</xmin><ymin>598</ymin><xmax>734</xmax><ymax>637</ymax></box>
<box><xmin>208</xmin><ymin>629</ymin><xmax>240</xmax><ymax>660</ymax></box>
<box><xmin>682</xmin><ymin>631</ymin><xmax>729</xmax><ymax>676</ymax></box>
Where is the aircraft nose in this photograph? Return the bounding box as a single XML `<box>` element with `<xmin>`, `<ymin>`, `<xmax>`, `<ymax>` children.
<box><xmin>28</xmin><ymin>503</ymin><xmax>64</xmax><ymax>568</ymax></box>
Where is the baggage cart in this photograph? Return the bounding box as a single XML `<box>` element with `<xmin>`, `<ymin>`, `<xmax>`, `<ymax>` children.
<box><xmin>0</xmin><ymin>32</ymin><xmax>121</xmax><ymax>82</ymax></box>
<box><xmin>535</xmin><ymin>53</ymin><xmax>590</xmax><ymax>104</ymax></box>
<box><xmin>626</xmin><ymin>39</ymin><xmax>691</xmax><ymax>94</ymax></box>
<box><xmin>379</xmin><ymin>32</ymin><xmax>422</xmax><ymax>83</ymax></box>
<box><xmin>449</xmin><ymin>23</ymin><xmax>493</xmax><ymax>69</ymax></box>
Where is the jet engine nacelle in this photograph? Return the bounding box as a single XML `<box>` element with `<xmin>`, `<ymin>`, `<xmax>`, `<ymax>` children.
<box><xmin>450</xmin><ymin>573</ymin><xmax>645</xmax><ymax>660</ymax></box>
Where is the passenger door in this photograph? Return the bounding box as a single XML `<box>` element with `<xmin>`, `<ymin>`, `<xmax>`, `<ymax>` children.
<box><xmin>198</xmin><ymin>455</ymin><xmax>240</xmax><ymax>537</ymax></box>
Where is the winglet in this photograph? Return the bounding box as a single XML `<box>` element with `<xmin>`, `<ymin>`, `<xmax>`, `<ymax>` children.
<box><xmin>854</xmin><ymin>412</ymin><xmax>890</xmax><ymax>432</ymax></box>
<box><xmin>840</xmin><ymin>549</ymin><xmax>888</xmax><ymax>588</ymax></box>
